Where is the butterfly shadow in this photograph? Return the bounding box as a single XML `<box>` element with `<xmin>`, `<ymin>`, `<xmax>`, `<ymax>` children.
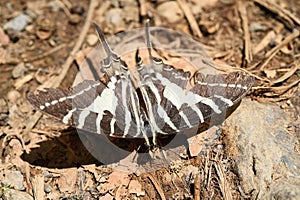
<box><xmin>21</xmin><ymin>128</ymin><xmax>143</xmax><ymax>168</ymax></box>
<box><xmin>21</xmin><ymin>101</ymin><xmax>241</xmax><ymax>169</ymax></box>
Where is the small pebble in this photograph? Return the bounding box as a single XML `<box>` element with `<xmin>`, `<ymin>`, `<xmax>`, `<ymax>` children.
<box><xmin>12</xmin><ymin>62</ymin><xmax>27</xmax><ymax>78</ymax></box>
<box><xmin>43</xmin><ymin>170</ymin><xmax>52</xmax><ymax>179</ymax></box>
<box><xmin>44</xmin><ymin>184</ymin><xmax>52</xmax><ymax>193</ymax></box>
<box><xmin>157</xmin><ymin>2</ymin><xmax>184</xmax><ymax>23</ymax></box>
<box><xmin>7</xmin><ymin>90</ymin><xmax>21</xmax><ymax>103</ymax></box>
<box><xmin>3</xmin><ymin>13</ymin><xmax>32</xmax><ymax>31</ymax></box>
<box><xmin>86</xmin><ymin>34</ymin><xmax>98</xmax><ymax>46</ymax></box>
<box><xmin>0</xmin><ymin>27</ymin><xmax>10</xmax><ymax>46</ymax></box>
<box><xmin>106</xmin><ymin>8</ymin><xmax>124</xmax><ymax>28</ymax></box>
<box><xmin>249</xmin><ymin>22</ymin><xmax>267</xmax><ymax>32</ymax></box>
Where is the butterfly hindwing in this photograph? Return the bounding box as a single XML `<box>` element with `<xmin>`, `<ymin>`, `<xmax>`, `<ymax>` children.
<box><xmin>136</xmin><ymin>63</ymin><xmax>254</xmax><ymax>133</ymax></box>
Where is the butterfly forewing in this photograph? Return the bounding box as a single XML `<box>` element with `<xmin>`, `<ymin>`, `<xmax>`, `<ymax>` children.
<box><xmin>28</xmin><ymin>76</ymin><xmax>145</xmax><ymax>139</ymax></box>
<box><xmin>27</xmin><ymin>87</ymin><xmax>72</xmax><ymax>120</ymax></box>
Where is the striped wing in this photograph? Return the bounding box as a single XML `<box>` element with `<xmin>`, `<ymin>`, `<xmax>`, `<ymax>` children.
<box><xmin>137</xmin><ymin>64</ymin><xmax>254</xmax><ymax>134</ymax></box>
<box><xmin>28</xmin><ymin>76</ymin><xmax>144</xmax><ymax>139</ymax></box>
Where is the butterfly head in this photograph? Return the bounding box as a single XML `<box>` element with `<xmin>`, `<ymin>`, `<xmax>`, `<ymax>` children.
<box><xmin>93</xmin><ymin>23</ymin><xmax>128</xmax><ymax>77</ymax></box>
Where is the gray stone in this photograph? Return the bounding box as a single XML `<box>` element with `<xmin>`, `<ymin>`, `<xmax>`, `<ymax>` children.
<box><xmin>2</xmin><ymin>189</ymin><xmax>33</xmax><ymax>200</ymax></box>
<box><xmin>12</xmin><ymin>62</ymin><xmax>27</xmax><ymax>78</ymax></box>
<box><xmin>3</xmin><ymin>14</ymin><xmax>32</xmax><ymax>31</ymax></box>
<box><xmin>44</xmin><ymin>184</ymin><xmax>52</xmax><ymax>193</ymax></box>
<box><xmin>106</xmin><ymin>8</ymin><xmax>124</xmax><ymax>28</ymax></box>
<box><xmin>1</xmin><ymin>170</ymin><xmax>24</xmax><ymax>190</ymax></box>
<box><xmin>224</xmin><ymin>99</ymin><xmax>300</xmax><ymax>199</ymax></box>
<box><xmin>249</xmin><ymin>22</ymin><xmax>268</xmax><ymax>32</ymax></box>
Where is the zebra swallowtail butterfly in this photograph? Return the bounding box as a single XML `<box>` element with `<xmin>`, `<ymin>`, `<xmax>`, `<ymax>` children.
<box><xmin>27</xmin><ymin>20</ymin><xmax>254</xmax><ymax>157</ymax></box>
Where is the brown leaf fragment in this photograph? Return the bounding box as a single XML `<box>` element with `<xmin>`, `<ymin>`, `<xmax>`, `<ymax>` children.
<box><xmin>264</xmin><ymin>69</ymin><xmax>277</xmax><ymax>79</ymax></box>
<box><xmin>128</xmin><ymin>180</ymin><xmax>145</xmax><ymax>197</ymax></box>
<box><xmin>31</xmin><ymin>174</ymin><xmax>45</xmax><ymax>200</ymax></box>
<box><xmin>270</xmin><ymin>62</ymin><xmax>300</xmax><ymax>85</ymax></box>
<box><xmin>56</xmin><ymin>168</ymin><xmax>78</xmax><ymax>193</ymax></box>
<box><xmin>97</xmin><ymin>171</ymin><xmax>130</xmax><ymax>194</ymax></box>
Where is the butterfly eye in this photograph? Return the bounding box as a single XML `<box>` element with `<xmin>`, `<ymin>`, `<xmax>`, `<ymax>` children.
<box><xmin>153</xmin><ymin>57</ymin><xmax>163</xmax><ymax>65</ymax></box>
<box><xmin>102</xmin><ymin>57</ymin><xmax>111</xmax><ymax>68</ymax></box>
<box><xmin>135</xmin><ymin>48</ymin><xmax>143</xmax><ymax>67</ymax></box>
<box><xmin>162</xmin><ymin>64</ymin><xmax>173</xmax><ymax>72</ymax></box>
<box><xmin>120</xmin><ymin>60</ymin><xmax>128</xmax><ymax>70</ymax></box>
<box><xmin>111</xmin><ymin>53</ymin><xmax>120</xmax><ymax>62</ymax></box>
<box><xmin>136</xmin><ymin>56</ymin><xmax>143</xmax><ymax>66</ymax></box>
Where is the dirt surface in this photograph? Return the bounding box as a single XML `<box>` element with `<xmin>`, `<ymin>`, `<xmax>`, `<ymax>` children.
<box><xmin>0</xmin><ymin>0</ymin><xmax>299</xmax><ymax>199</ymax></box>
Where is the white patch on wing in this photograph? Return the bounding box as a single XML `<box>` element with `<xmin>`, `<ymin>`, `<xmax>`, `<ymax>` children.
<box><xmin>51</xmin><ymin>100</ymin><xmax>58</xmax><ymax>105</ymax></box>
<box><xmin>59</xmin><ymin>97</ymin><xmax>67</xmax><ymax>102</ymax></box>
<box><xmin>96</xmin><ymin>113</ymin><xmax>102</xmax><ymax>134</ymax></box>
<box><xmin>62</xmin><ymin>108</ymin><xmax>76</xmax><ymax>124</ymax></box>
<box><xmin>158</xmin><ymin>73</ymin><xmax>221</xmax><ymax>114</ymax></box>
<box><xmin>197</xmin><ymin>81</ymin><xmax>248</xmax><ymax>90</ymax></box>
<box><xmin>147</xmin><ymin>82</ymin><xmax>179</xmax><ymax>132</ymax></box>
<box><xmin>77</xmin><ymin>110</ymin><xmax>90</xmax><ymax>128</ymax></box>
<box><xmin>214</xmin><ymin>95</ymin><xmax>233</xmax><ymax>106</ymax></box>
<box><xmin>86</xmin><ymin>77</ymin><xmax>119</xmax><ymax>134</ymax></box>
<box><xmin>121</xmin><ymin>80</ymin><xmax>132</xmax><ymax>137</ymax></box>
<box><xmin>179</xmin><ymin>111</ymin><xmax>192</xmax><ymax>128</ymax></box>
<box><xmin>110</xmin><ymin>118</ymin><xmax>116</xmax><ymax>136</ymax></box>
<box><xmin>190</xmin><ymin>104</ymin><xmax>204</xmax><ymax>123</ymax></box>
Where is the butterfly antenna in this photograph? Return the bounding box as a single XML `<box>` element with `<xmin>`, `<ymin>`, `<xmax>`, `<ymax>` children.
<box><xmin>93</xmin><ymin>22</ymin><xmax>119</xmax><ymax>61</ymax></box>
<box><xmin>145</xmin><ymin>19</ymin><xmax>153</xmax><ymax>62</ymax></box>
<box><xmin>145</xmin><ymin>20</ymin><xmax>164</xmax><ymax>65</ymax></box>
<box><xmin>93</xmin><ymin>23</ymin><xmax>113</xmax><ymax>55</ymax></box>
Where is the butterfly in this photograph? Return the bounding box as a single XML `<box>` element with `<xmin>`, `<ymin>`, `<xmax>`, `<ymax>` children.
<box><xmin>27</xmin><ymin>20</ymin><xmax>255</xmax><ymax>156</ymax></box>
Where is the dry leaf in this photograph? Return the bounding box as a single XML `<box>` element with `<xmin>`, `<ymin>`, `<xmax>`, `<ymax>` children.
<box><xmin>56</xmin><ymin>168</ymin><xmax>78</xmax><ymax>193</ymax></box>
<box><xmin>264</xmin><ymin>68</ymin><xmax>277</xmax><ymax>79</ymax></box>
<box><xmin>97</xmin><ymin>171</ymin><xmax>130</xmax><ymax>194</ymax></box>
<box><xmin>128</xmin><ymin>180</ymin><xmax>145</xmax><ymax>197</ymax></box>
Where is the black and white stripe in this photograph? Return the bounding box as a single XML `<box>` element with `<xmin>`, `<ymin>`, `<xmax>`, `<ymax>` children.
<box><xmin>27</xmin><ymin>21</ymin><xmax>255</xmax><ymax>150</ymax></box>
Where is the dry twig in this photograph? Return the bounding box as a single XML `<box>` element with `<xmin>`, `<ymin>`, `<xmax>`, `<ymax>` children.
<box><xmin>257</xmin><ymin>30</ymin><xmax>299</xmax><ymax>70</ymax></box>
<box><xmin>23</xmin><ymin>44</ymin><xmax>67</xmax><ymax>63</ymax></box>
<box><xmin>237</xmin><ymin>0</ymin><xmax>253</xmax><ymax>63</ymax></box>
<box><xmin>214</xmin><ymin>162</ymin><xmax>233</xmax><ymax>200</ymax></box>
<box><xmin>252</xmin><ymin>31</ymin><xmax>276</xmax><ymax>55</ymax></box>
<box><xmin>265</xmin><ymin>30</ymin><xmax>300</xmax><ymax>58</ymax></box>
<box><xmin>270</xmin><ymin>61</ymin><xmax>300</xmax><ymax>85</ymax></box>
<box><xmin>253</xmin><ymin>0</ymin><xmax>300</xmax><ymax>29</ymax></box>
<box><xmin>176</xmin><ymin>0</ymin><xmax>203</xmax><ymax>38</ymax></box>
<box><xmin>194</xmin><ymin>175</ymin><xmax>200</xmax><ymax>200</ymax></box>
<box><xmin>146</xmin><ymin>173</ymin><xmax>166</xmax><ymax>200</ymax></box>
